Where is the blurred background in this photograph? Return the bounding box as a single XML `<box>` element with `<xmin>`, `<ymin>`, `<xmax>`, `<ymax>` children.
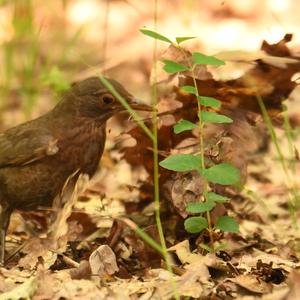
<box><xmin>0</xmin><ymin>0</ymin><xmax>300</xmax><ymax>128</ymax></box>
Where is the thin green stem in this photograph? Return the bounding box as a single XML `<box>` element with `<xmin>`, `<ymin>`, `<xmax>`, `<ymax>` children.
<box><xmin>256</xmin><ymin>95</ymin><xmax>299</xmax><ymax>218</ymax></box>
<box><xmin>119</xmin><ymin>218</ymin><xmax>164</xmax><ymax>255</ymax></box>
<box><xmin>151</xmin><ymin>0</ymin><xmax>167</xmax><ymax>254</ymax></box>
<box><xmin>282</xmin><ymin>105</ymin><xmax>296</xmax><ymax>176</ymax></box>
<box><xmin>99</xmin><ymin>76</ymin><xmax>154</xmax><ymax>142</ymax></box>
<box><xmin>191</xmin><ymin>68</ymin><xmax>214</xmax><ymax>250</ymax></box>
<box><xmin>257</xmin><ymin>95</ymin><xmax>290</xmax><ymax>178</ymax></box>
<box><xmin>152</xmin><ymin>2</ymin><xmax>179</xmax><ymax>300</ymax></box>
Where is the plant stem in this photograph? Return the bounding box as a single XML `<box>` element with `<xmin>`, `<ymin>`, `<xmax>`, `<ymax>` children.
<box><xmin>175</xmin><ymin>44</ymin><xmax>215</xmax><ymax>250</ymax></box>
<box><xmin>151</xmin><ymin>2</ymin><xmax>179</xmax><ymax>299</ymax></box>
<box><xmin>282</xmin><ymin>104</ymin><xmax>296</xmax><ymax>176</ymax></box>
<box><xmin>257</xmin><ymin>95</ymin><xmax>300</xmax><ymax>218</ymax></box>
<box><xmin>191</xmin><ymin>68</ymin><xmax>214</xmax><ymax>250</ymax></box>
<box><xmin>119</xmin><ymin>218</ymin><xmax>164</xmax><ymax>255</ymax></box>
<box><xmin>99</xmin><ymin>76</ymin><xmax>154</xmax><ymax>142</ymax></box>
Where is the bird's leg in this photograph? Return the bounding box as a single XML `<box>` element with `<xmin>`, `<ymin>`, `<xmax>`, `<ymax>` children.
<box><xmin>0</xmin><ymin>202</ymin><xmax>12</xmax><ymax>266</ymax></box>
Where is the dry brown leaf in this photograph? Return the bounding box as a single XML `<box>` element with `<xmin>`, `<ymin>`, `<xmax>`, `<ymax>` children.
<box><xmin>89</xmin><ymin>245</ymin><xmax>119</xmax><ymax>277</ymax></box>
<box><xmin>230</xmin><ymin>274</ymin><xmax>273</xmax><ymax>294</ymax></box>
<box><xmin>282</xmin><ymin>271</ymin><xmax>300</xmax><ymax>300</ymax></box>
<box><xmin>50</xmin><ymin>173</ymin><xmax>89</xmax><ymax>242</ymax></box>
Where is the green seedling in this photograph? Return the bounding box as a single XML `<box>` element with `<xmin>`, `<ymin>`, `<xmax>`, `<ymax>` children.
<box><xmin>141</xmin><ymin>28</ymin><xmax>241</xmax><ymax>251</ymax></box>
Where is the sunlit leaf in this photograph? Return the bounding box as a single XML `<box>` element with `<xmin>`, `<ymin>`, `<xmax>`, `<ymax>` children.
<box><xmin>192</xmin><ymin>52</ymin><xmax>225</xmax><ymax>66</ymax></box>
<box><xmin>186</xmin><ymin>201</ymin><xmax>216</xmax><ymax>213</ymax></box>
<box><xmin>203</xmin><ymin>163</ymin><xmax>241</xmax><ymax>185</ymax></box>
<box><xmin>163</xmin><ymin>60</ymin><xmax>189</xmax><ymax>73</ymax></box>
<box><xmin>176</xmin><ymin>36</ymin><xmax>196</xmax><ymax>44</ymax></box>
<box><xmin>159</xmin><ymin>154</ymin><xmax>201</xmax><ymax>172</ymax></box>
<box><xmin>174</xmin><ymin>119</ymin><xmax>197</xmax><ymax>133</ymax></box>
<box><xmin>181</xmin><ymin>85</ymin><xmax>197</xmax><ymax>95</ymax></box>
<box><xmin>215</xmin><ymin>216</ymin><xmax>239</xmax><ymax>232</ymax></box>
<box><xmin>184</xmin><ymin>216</ymin><xmax>208</xmax><ymax>233</ymax></box>
<box><xmin>199</xmin><ymin>111</ymin><xmax>233</xmax><ymax>123</ymax></box>
<box><xmin>197</xmin><ymin>96</ymin><xmax>221</xmax><ymax>108</ymax></box>
<box><xmin>139</xmin><ymin>28</ymin><xmax>173</xmax><ymax>44</ymax></box>
<box><xmin>207</xmin><ymin>192</ymin><xmax>229</xmax><ymax>203</ymax></box>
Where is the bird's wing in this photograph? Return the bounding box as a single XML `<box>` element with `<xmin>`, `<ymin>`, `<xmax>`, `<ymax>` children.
<box><xmin>0</xmin><ymin>124</ymin><xmax>59</xmax><ymax>168</ymax></box>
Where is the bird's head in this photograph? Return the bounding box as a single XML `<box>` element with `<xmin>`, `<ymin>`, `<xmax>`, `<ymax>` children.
<box><xmin>57</xmin><ymin>77</ymin><xmax>151</xmax><ymax>122</ymax></box>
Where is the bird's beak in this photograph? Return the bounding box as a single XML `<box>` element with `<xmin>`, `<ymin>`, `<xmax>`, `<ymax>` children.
<box><xmin>128</xmin><ymin>99</ymin><xmax>153</xmax><ymax>112</ymax></box>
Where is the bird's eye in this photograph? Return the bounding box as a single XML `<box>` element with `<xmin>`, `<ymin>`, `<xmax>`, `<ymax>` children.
<box><xmin>101</xmin><ymin>94</ymin><xmax>115</xmax><ymax>105</ymax></box>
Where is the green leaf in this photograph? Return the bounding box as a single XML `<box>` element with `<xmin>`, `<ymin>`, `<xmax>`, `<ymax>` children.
<box><xmin>41</xmin><ymin>66</ymin><xmax>70</xmax><ymax>93</ymax></box>
<box><xmin>176</xmin><ymin>36</ymin><xmax>196</xmax><ymax>44</ymax></box>
<box><xmin>163</xmin><ymin>60</ymin><xmax>189</xmax><ymax>73</ymax></box>
<box><xmin>215</xmin><ymin>216</ymin><xmax>239</xmax><ymax>233</ymax></box>
<box><xmin>174</xmin><ymin>119</ymin><xmax>197</xmax><ymax>134</ymax></box>
<box><xmin>181</xmin><ymin>85</ymin><xmax>197</xmax><ymax>95</ymax></box>
<box><xmin>184</xmin><ymin>216</ymin><xmax>208</xmax><ymax>233</ymax></box>
<box><xmin>199</xmin><ymin>111</ymin><xmax>233</xmax><ymax>124</ymax></box>
<box><xmin>192</xmin><ymin>52</ymin><xmax>225</xmax><ymax>66</ymax></box>
<box><xmin>159</xmin><ymin>154</ymin><xmax>201</xmax><ymax>172</ymax></box>
<box><xmin>186</xmin><ymin>201</ymin><xmax>216</xmax><ymax>213</ymax></box>
<box><xmin>139</xmin><ymin>28</ymin><xmax>173</xmax><ymax>44</ymax></box>
<box><xmin>207</xmin><ymin>192</ymin><xmax>229</xmax><ymax>203</ymax></box>
<box><xmin>203</xmin><ymin>163</ymin><xmax>241</xmax><ymax>185</ymax></box>
<box><xmin>197</xmin><ymin>96</ymin><xmax>221</xmax><ymax>108</ymax></box>
<box><xmin>199</xmin><ymin>243</ymin><xmax>213</xmax><ymax>252</ymax></box>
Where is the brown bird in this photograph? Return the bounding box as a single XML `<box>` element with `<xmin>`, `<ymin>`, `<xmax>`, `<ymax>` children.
<box><xmin>0</xmin><ymin>76</ymin><xmax>151</xmax><ymax>264</ymax></box>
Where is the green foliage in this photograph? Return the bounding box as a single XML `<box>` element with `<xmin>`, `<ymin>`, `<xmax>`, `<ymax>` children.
<box><xmin>215</xmin><ymin>216</ymin><xmax>239</xmax><ymax>232</ymax></box>
<box><xmin>197</xmin><ymin>96</ymin><xmax>221</xmax><ymax>108</ymax></box>
<box><xmin>140</xmin><ymin>28</ymin><xmax>196</xmax><ymax>46</ymax></box>
<box><xmin>199</xmin><ymin>111</ymin><xmax>233</xmax><ymax>124</ymax></box>
<box><xmin>184</xmin><ymin>216</ymin><xmax>208</xmax><ymax>233</ymax></box>
<box><xmin>139</xmin><ymin>28</ymin><xmax>173</xmax><ymax>44</ymax></box>
<box><xmin>141</xmin><ymin>28</ymin><xmax>240</xmax><ymax>250</ymax></box>
<box><xmin>175</xmin><ymin>36</ymin><xmax>196</xmax><ymax>44</ymax></box>
<box><xmin>174</xmin><ymin>119</ymin><xmax>197</xmax><ymax>133</ymax></box>
<box><xmin>181</xmin><ymin>85</ymin><xmax>197</xmax><ymax>94</ymax></box>
<box><xmin>186</xmin><ymin>201</ymin><xmax>216</xmax><ymax>213</ymax></box>
<box><xmin>1</xmin><ymin>1</ymin><xmax>84</xmax><ymax>119</ymax></box>
<box><xmin>41</xmin><ymin>66</ymin><xmax>70</xmax><ymax>93</ymax></box>
<box><xmin>159</xmin><ymin>154</ymin><xmax>201</xmax><ymax>172</ymax></box>
<box><xmin>163</xmin><ymin>60</ymin><xmax>189</xmax><ymax>73</ymax></box>
<box><xmin>203</xmin><ymin>163</ymin><xmax>241</xmax><ymax>185</ymax></box>
<box><xmin>207</xmin><ymin>192</ymin><xmax>229</xmax><ymax>203</ymax></box>
<box><xmin>192</xmin><ymin>52</ymin><xmax>225</xmax><ymax>66</ymax></box>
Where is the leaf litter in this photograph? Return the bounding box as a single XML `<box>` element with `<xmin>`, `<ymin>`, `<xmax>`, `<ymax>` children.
<box><xmin>1</xmin><ymin>35</ymin><xmax>300</xmax><ymax>299</ymax></box>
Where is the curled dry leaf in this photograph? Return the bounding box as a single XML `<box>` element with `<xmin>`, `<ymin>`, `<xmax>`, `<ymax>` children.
<box><xmin>50</xmin><ymin>173</ymin><xmax>89</xmax><ymax>243</ymax></box>
<box><xmin>214</xmin><ymin>50</ymin><xmax>298</xmax><ymax>69</ymax></box>
<box><xmin>163</xmin><ymin>171</ymin><xmax>204</xmax><ymax>218</ymax></box>
<box><xmin>89</xmin><ymin>245</ymin><xmax>119</xmax><ymax>277</ymax></box>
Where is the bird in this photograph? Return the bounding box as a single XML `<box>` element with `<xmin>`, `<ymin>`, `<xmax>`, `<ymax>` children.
<box><xmin>0</xmin><ymin>76</ymin><xmax>151</xmax><ymax>265</ymax></box>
